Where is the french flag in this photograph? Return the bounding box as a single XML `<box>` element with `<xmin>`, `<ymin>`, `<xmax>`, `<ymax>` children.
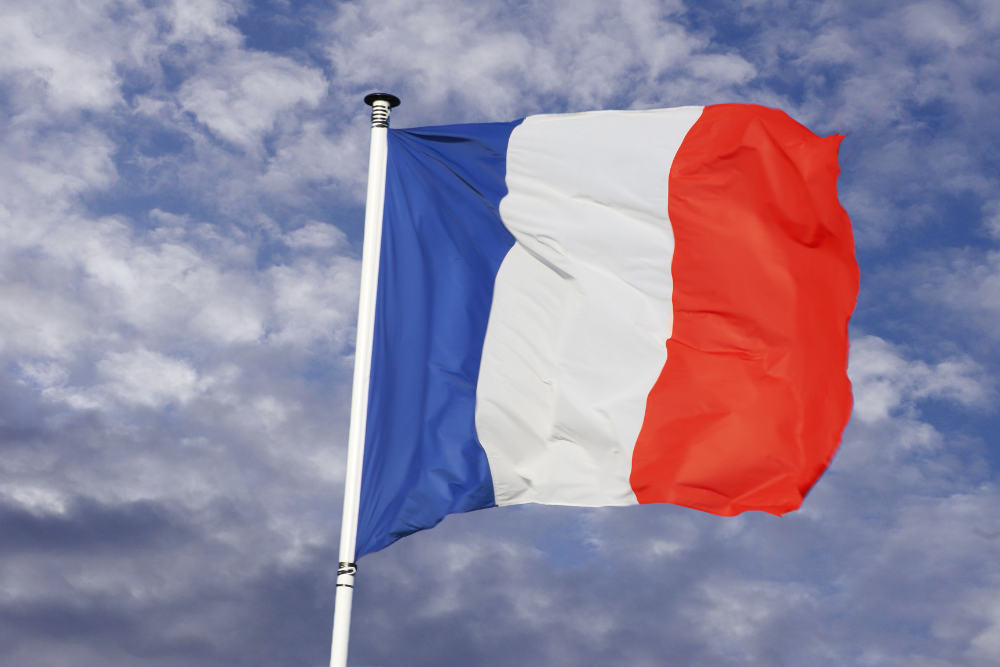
<box><xmin>355</xmin><ymin>104</ymin><xmax>859</xmax><ymax>558</ymax></box>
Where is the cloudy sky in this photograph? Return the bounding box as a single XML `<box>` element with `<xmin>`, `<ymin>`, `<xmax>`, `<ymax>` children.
<box><xmin>2</xmin><ymin>0</ymin><xmax>999</xmax><ymax>665</ymax></box>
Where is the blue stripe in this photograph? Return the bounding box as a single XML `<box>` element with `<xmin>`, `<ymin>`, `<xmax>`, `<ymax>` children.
<box><xmin>356</xmin><ymin>120</ymin><xmax>522</xmax><ymax>558</ymax></box>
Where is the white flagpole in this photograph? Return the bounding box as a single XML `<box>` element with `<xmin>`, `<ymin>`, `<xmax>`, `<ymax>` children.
<box><xmin>330</xmin><ymin>92</ymin><xmax>400</xmax><ymax>667</ymax></box>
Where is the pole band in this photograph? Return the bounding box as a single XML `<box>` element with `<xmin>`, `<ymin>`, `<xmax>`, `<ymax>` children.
<box><xmin>336</xmin><ymin>562</ymin><xmax>357</xmax><ymax>588</ymax></box>
<box><xmin>370</xmin><ymin>104</ymin><xmax>390</xmax><ymax>128</ymax></box>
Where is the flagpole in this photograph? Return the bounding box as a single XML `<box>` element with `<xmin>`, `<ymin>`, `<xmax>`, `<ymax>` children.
<box><xmin>330</xmin><ymin>92</ymin><xmax>400</xmax><ymax>667</ymax></box>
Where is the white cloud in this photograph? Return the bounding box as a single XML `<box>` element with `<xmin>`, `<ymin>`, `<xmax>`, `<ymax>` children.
<box><xmin>179</xmin><ymin>51</ymin><xmax>328</xmax><ymax>148</ymax></box>
<box><xmin>695</xmin><ymin>578</ymin><xmax>815</xmax><ymax>660</ymax></box>
<box><xmin>0</xmin><ymin>0</ymin><xmax>125</xmax><ymax>113</ymax></box>
<box><xmin>325</xmin><ymin>0</ymin><xmax>754</xmax><ymax>123</ymax></box>
<box><xmin>260</xmin><ymin>119</ymin><xmax>372</xmax><ymax>200</ymax></box>
<box><xmin>0</xmin><ymin>284</ymin><xmax>87</xmax><ymax>358</ymax></box>
<box><xmin>849</xmin><ymin>335</ymin><xmax>990</xmax><ymax>423</ymax></box>
<box><xmin>166</xmin><ymin>0</ymin><xmax>245</xmax><ymax>45</ymax></box>
<box><xmin>688</xmin><ymin>53</ymin><xmax>757</xmax><ymax>83</ymax></box>
<box><xmin>0</xmin><ymin>485</ymin><xmax>69</xmax><ymax>515</ymax></box>
<box><xmin>267</xmin><ymin>256</ymin><xmax>359</xmax><ymax>348</ymax></box>
<box><xmin>283</xmin><ymin>222</ymin><xmax>347</xmax><ymax>250</ymax></box>
<box><xmin>904</xmin><ymin>2</ymin><xmax>972</xmax><ymax>50</ymax></box>
<box><xmin>0</xmin><ymin>128</ymin><xmax>117</xmax><ymax>221</ymax></box>
<box><xmin>97</xmin><ymin>348</ymin><xmax>207</xmax><ymax>408</ymax></box>
<box><xmin>59</xmin><ymin>217</ymin><xmax>267</xmax><ymax>346</ymax></box>
<box><xmin>917</xmin><ymin>250</ymin><xmax>1000</xmax><ymax>340</ymax></box>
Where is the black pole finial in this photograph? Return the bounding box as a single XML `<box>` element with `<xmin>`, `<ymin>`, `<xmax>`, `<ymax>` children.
<box><xmin>364</xmin><ymin>93</ymin><xmax>401</xmax><ymax>108</ymax></box>
<box><xmin>364</xmin><ymin>93</ymin><xmax>400</xmax><ymax>128</ymax></box>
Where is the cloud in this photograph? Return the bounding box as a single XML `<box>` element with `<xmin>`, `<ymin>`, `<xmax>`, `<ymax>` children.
<box><xmin>0</xmin><ymin>285</ymin><xmax>88</xmax><ymax>359</ymax></box>
<box><xmin>849</xmin><ymin>335</ymin><xmax>991</xmax><ymax>423</ymax></box>
<box><xmin>693</xmin><ymin>578</ymin><xmax>816</xmax><ymax>660</ymax></box>
<box><xmin>267</xmin><ymin>256</ymin><xmax>359</xmax><ymax>348</ymax></box>
<box><xmin>0</xmin><ymin>6</ymin><xmax>355</xmax><ymax>663</ymax></box>
<box><xmin>324</xmin><ymin>0</ymin><xmax>756</xmax><ymax>123</ymax></box>
<box><xmin>0</xmin><ymin>0</ymin><xmax>998</xmax><ymax>665</ymax></box>
<box><xmin>96</xmin><ymin>348</ymin><xmax>206</xmax><ymax>408</ymax></box>
<box><xmin>984</xmin><ymin>201</ymin><xmax>1000</xmax><ymax>240</ymax></box>
<box><xmin>166</xmin><ymin>0</ymin><xmax>245</xmax><ymax>45</ymax></box>
<box><xmin>0</xmin><ymin>128</ymin><xmax>117</xmax><ymax>221</ymax></box>
<box><xmin>283</xmin><ymin>221</ymin><xmax>346</xmax><ymax>250</ymax></box>
<box><xmin>0</xmin><ymin>0</ymin><xmax>125</xmax><ymax>113</ymax></box>
<box><xmin>904</xmin><ymin>2</ymin><xmax>972</xmax><ymax>50</ymax></box>
<box><xmin>179</xmin><ymin>51</ymin><xmax>328</xmax><ymax>149</ymax></box>
<box><xmin>908</xmin><ymin>249</ymin><xmax>1000</xmax><ymax>344</ymax></box>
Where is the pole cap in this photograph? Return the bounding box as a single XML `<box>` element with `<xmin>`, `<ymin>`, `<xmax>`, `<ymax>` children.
<box><xmin>364</xmin><ymin>93</ymin><xmax>401</xmax><ymax>108</ymax></box>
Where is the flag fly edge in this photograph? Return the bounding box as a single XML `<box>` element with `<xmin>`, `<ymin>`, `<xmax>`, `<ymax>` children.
<box><xmin>630</xmin><ymin>103</ymin><xmax>859</xmax><ymax>515</ymax></box>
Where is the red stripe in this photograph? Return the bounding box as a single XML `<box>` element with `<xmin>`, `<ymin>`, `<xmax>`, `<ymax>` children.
<box><xmin>629</xmin><ymin>104</ymin><xmax>859</xmax><ymax>515</ymax></box>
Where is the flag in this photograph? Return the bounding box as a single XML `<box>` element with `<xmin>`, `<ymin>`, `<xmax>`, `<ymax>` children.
<box><xmin>355</xmin><ymin>104</ymin><xmax>859</xmax><ymax>558</ymax></box>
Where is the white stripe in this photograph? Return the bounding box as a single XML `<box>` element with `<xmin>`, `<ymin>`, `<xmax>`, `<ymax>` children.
<box><xmin>475</xmin><ymin>106</ymin><xmax>704</xmax><ymax>507</ymax></box>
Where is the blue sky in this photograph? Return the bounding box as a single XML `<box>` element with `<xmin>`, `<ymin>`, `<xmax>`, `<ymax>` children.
<box><xmin>1</xmin><ymin>0</ymin><xmax>999</xmax><ymax>665</ymax></box>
